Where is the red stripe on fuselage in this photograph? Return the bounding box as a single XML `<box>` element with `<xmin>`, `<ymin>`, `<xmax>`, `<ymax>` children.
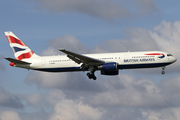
<box><xmin>17</xmin><ymin>51</ymin><xmax>34</xmax><ymax>60</ymax></box>
<box><xmin>145</xmin><ymin>53</ymin><xmax>164</xmax><ymax>56</ymax></box>
<box><xmin>6</xmin><ymin>36</ymin><xmax>26</xmax><ymax>46</ymax></box>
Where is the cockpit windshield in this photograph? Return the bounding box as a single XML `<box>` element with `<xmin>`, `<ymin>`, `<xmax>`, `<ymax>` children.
<box><xmin>167</xmin><ymin>54</ymin><xmax>173</xmax><ymax>57</ymax></box>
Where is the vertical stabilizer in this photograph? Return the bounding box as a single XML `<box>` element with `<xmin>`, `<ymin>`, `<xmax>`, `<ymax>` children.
<box><xmin>5</xmin><ymin>31</ymin><xmax>39</xmax><ymax>60</ymax></box>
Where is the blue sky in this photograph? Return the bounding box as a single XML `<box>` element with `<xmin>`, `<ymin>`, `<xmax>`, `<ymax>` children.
<box><xmin>0</xmin><ymin>0</ymin><xmax>180</xmax><ymax>120</ymax></box>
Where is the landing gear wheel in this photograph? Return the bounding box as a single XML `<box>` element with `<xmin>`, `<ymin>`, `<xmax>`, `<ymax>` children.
<box><xmin>92</xmin><ymin>76</ymin><xmax>97</xmax><ymax>80</ymax></box>
<box><xmin>87</xmin><ymin>66</ymin><xmax>97</xmax><ymax>80</ymax></box>
<box><xmin>86</xmin><ymin>73</ymin><xmax>97</xmax><ymax>80</ymax></box>
<box><xmin>87</xmin><ymin>73</ymin><xmax>90</xmax><ymax>77</ymax></box>
<box><xmin>87</xmin><ymin>73</ymin><xmax>92</xmax><ymax>79</ymax></box>
<box><xmin>161</xmin><ymin>66</ymin><xmax>166</xmax><ymax>75</ymax></box>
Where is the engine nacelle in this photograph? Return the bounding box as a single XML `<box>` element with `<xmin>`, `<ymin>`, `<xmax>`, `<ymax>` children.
<box><xmin>99</xmin><ymin>62</ymin><xmax>119</xmax><ymax>75</ymax></box>
<box><xmin>100</xmin><ymin>62</ymin><xmax>118</xmax><ymax>71</ymax></box>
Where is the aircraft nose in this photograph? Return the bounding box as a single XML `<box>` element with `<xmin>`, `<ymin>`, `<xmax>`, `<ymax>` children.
<box><xmin>172</xmin><ymin>57</ymin><xmax>177</xmax><ymax>63</ymax></box>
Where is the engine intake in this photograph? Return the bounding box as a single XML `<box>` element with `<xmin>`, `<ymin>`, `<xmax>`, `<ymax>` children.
<box><xmin>99</xmin><ymin>62</ymin><xmax>119</xmax><ymax>75</ymax></box>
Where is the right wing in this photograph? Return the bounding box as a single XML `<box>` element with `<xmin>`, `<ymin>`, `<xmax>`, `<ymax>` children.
<box><xmin>5</xmin><ymin>57</ymin><xmax>31</xmax><ymax>65</ymax></box>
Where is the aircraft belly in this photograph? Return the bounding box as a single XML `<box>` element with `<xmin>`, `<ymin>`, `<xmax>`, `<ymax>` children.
<box><xmin>118</xmin><ymin>62</ymin><xmax>172</xmax><ymax>69</ymax></box>
<box><xmin>33</xmin><ymin>66</ymin><xmax>82</xmax><ymax>72</ymax></box>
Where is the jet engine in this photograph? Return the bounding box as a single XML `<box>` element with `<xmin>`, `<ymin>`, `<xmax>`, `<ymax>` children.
<box><xmin>99</xmin><ymin>62</ymin><xmax>119</xmax><ymax>75</ymax></box>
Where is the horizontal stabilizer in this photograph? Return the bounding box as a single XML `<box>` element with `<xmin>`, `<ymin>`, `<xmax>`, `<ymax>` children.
<box><xmin>5</xmin><ymin>57</ymin><xmax>31</xmax><ymax>65</ymax></box>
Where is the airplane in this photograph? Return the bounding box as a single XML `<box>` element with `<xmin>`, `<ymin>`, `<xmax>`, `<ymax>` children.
<box><xmin>4</xmin><ymin>31</ymin><xmax>177</xmax><ymax>80</ymax></box>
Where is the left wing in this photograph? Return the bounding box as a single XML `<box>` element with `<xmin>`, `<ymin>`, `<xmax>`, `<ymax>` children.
<box><xmin>59</xmin><ymin>49</ymin><xmax>105</xmax><ymax>66</ymax></box>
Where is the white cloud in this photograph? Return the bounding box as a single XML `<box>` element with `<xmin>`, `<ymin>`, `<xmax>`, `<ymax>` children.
<box><xmin>25</xmin><ymin>70</ymin><xmax>180</xmax><ymax>109</ymax></box>
<box><xmin>23</xmin><ymin>73</ymin><xmax>180</xmax><ymax>120</ymax></box>
<box><xmin>142</xmin><ymin>107</ymin><xmax>180</xmax><ymax>120</ymax></box>
<box><xmin>83</xmin><ymin>74</ymin><xmax>167</xmax><ymax>109</ymax></box>
<box><xmin>92</xmin><ymin>27</ymin><xmax>159</xmax><ymax>53</ymax></box>
<box><xmin>161</xmin><ymin>75</ymin><xmax>180</xmax><ymax>94</ymax></box>
<box><xmin>41</xmin><ymin>35</ymin><xmax>88</xmax><ymax>56</ymax></box>
<box><xmin>21</xmin><ymin>89</ymin><xmax>103</xmax><ymax>120</ymax></box>
<box><xmin>49</xmin><ymin>100</ymin><xmax>103</xmax><ymax>120</ymax></box>
<box><xmin>22</xmin><ymin>89</ymin><xmax>65</xmax><ymax>107</ymax></box>
<box><xmin>151</xmin><ymin>20</ymin><xmax>180</xmax><ymax>57</ymax></box>
<box><xmin>25</xmin><ymin>71</ymin><xmax>107</xmax><ymax>93</ymax></box>
<box><xmin>24</xmin><ymin>93</ymin><xmax>42</xmax><ymax>106</ymax></box>
<box><xmin>0</xmin><ymin>86</ymin><xmax>23</xmax><ymax>109</ymax></box>
<box><xmin>0</xmin><ymin>110</ymin><xmax>21</xmax><ymax>120</ymax></box>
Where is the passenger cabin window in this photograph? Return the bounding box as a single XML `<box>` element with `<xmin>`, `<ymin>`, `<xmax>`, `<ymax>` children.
<box><xmin>167</xmin><ymin>54</ymin><xmax>173</xmax><ymax>57</ymax></box>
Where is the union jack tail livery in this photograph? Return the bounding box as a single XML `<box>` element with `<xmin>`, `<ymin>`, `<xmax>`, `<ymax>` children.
<box><xmin>5</xmin><ymin>32</ymin><xmax>39</xmax><ymax>60</ymax></box>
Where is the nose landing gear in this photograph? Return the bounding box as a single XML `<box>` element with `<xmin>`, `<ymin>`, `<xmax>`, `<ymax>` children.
<box><xmin>161</xmin><ymin>66</ymin><xmax>165</xmax><ymax>74</ymax></box>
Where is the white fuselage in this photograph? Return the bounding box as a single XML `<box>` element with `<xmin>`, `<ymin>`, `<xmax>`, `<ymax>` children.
<box><xmin>15</xmin><ymin>51</ymin><xmax>177</xmax><ymax>72</ymax></box>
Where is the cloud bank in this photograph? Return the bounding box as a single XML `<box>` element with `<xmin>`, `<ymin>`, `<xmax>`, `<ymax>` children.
<box><xmin>24</xmin><ymin>74</ymin><xmax>180</xmax><ymax>120</ymax></box>
<box><xmin>29</xmin><ymin>0</ymin><xmax>158</xmax><ymax>19</ymax></box>
<box><xmin>0</xmin><ymin>86</ymin><xmax>23</xmax><ymax>109</ymax></box>
<box><xmin>0</xmin><ymin>110</ymin><xmax>21</xmax><ymax>120</ymax></box>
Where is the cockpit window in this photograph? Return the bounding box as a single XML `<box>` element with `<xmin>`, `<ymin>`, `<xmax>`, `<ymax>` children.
<box><xmin>167</xmin><ymin>54</ymin><xmax>173</xmax><ymax>56</ymax></box>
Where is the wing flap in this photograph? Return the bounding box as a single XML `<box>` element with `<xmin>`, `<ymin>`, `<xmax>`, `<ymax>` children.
<box><xmin>59</xmin><ymin>49</ymin><xmax>104</xmax><ymax>65</ymax></box>
<box><xmin>5</xmin><ymin>57</ymin><xmax>31</xmax><ymax>65</ymax></box>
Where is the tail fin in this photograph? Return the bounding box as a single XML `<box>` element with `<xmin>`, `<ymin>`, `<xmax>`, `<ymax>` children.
<box><xmin>5</xmin><ymin>31</ymin><xmax>39</xmax><ymax>60</ymax></box>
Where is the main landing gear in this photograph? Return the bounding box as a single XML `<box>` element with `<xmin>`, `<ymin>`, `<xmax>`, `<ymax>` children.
<box><xmin>86</xmin><ymin>66</ymin><xmax>97</xmax><ymax>80</ymax></box>
<box><xmin>161</xmin><ymin>66</ymin><xmax>165</xmax><ymax>74</ymax></box>
<box><xmin>87</xmin><ymin>73</ymin><xmax>97</xmax><ymax>80</ymax></box>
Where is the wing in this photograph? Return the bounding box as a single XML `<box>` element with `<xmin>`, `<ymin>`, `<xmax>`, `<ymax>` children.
<box><xmin>59</xmin><ymin>49</ymin><xmax>105</xmax><ymax>66</ymax></box>
<box><xmin>5</xmin><ymin>57</ymin><xmax>31</xmax><ymax>65</ymax></box>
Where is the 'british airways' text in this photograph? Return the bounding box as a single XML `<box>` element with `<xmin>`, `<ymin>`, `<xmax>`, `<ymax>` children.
<box><xmin>124</xmin><ymin>58</ymin><xmax>155</xmax><ymax>63</ymax></box>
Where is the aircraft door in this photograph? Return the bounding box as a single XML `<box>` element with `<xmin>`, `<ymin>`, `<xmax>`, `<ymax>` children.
<box><xmin>124</xmin><ymin>54</ymin><xmax>129</xmax><ymax>63</ymax></box>
<box><xmin>124</xmin><ymin>54</ymin><xmax>129</xmax><ymax>59</ymax></box>
<box><xmin>41</xmin><ymin>59</ymin><xmax>46</xmax><ymax>66</ymax></box>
